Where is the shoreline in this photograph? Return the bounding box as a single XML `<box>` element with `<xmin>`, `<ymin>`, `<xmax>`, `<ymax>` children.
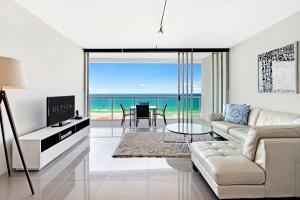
<box><xmin>90</xmin><ymin>112</ymin><xmax>200</xmax><ymax>120</ymax></box>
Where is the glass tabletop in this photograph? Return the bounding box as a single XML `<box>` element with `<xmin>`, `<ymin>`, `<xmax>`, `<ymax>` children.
<box><xmin>166</xmin><ymin>123</ymin><xmax>211</xmax><ymax>135</ymax></box>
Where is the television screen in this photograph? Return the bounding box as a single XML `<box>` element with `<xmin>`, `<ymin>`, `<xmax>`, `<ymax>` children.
<box><xmin>47</xmin><ymin>96</ymin><xmax>75</xmax><ymax>126</ymax></box>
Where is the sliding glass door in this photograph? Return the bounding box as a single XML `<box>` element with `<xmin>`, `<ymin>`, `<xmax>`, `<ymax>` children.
<box><xmin>83</xmin><ymin>50</ymin><xmax>228</xmax><ymax>122</ymax></box>
<box><xmin>177</xmin><ymin>52</ymin><xmax>200</xmax><ymax>123</ymax></box>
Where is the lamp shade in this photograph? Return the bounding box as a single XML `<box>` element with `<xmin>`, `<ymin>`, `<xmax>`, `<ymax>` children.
<box><xmin>0</xmin><ymin>56</ymin><xmax>26</xmax><ymax>89</ymax></box>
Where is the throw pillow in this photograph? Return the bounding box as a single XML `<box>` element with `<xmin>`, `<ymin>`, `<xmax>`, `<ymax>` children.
<box><xmin>222</xmin><ymin>104</ymin><xmax>231</xmax><ymax>119</ymax></box>
<box><xmin>224</xmin><ymin>104</ymin><xmax>250</xmax><ymax>125</ymax></box>
<box><xmin>222</xmin><ymin>103</ymin><xmax>245</xmax><ymax>119</ymax></box>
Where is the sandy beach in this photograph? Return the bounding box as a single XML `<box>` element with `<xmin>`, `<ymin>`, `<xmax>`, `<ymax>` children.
<box><xmin>90</xmin><ymin>112</ymin><xmax>179</xmax><ymax>120</ymax></box>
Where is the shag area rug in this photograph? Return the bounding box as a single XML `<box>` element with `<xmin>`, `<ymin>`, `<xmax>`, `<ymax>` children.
<box><xmin>112</xmin><ymin>132</ymin><xmax>213</xmax><ymax>158</ymax></box>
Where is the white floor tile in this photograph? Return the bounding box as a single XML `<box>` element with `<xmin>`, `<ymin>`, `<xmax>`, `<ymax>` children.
<box><xmin>0</xmin><ymin>125</ymin><xmax>218</xmax><ymax>200</ymax></box>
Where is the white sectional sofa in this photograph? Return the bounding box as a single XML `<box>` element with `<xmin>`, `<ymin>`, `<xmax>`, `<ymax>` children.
<box><xmin>210</xmin><ymin>108</ymin><xmax>300</xmax><ymax>143</ymax></box>
<box><xmin>190</xmin><ymin>108</ymin><xmax>300</xmax><ymax>199</ymax></box>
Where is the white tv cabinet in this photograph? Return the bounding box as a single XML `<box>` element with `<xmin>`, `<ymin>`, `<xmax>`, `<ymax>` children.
<box><xmin>12</xmin><ymin>117</ymin><xmax>90</xmax><ymax>170</ymax></box>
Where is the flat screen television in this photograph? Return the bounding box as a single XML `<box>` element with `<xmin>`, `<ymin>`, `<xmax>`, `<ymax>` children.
<box><xmin>47</xmin><ymin>96</ymin><xmax>75</xmax><ymax>127</ymax></box>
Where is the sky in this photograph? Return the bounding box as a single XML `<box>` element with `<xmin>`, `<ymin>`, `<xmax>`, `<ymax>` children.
<box><xmin>89</xmin><ymin>63</ymin><xmax>201</xmax><ymax>94</ymax></box>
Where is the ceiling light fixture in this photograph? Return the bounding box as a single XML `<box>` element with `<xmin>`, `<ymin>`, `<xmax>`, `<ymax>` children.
<box><xmin>158</xmin><ymin>0</ymin><xmax>168</xmax><ymax>34</ymax></box>
<box><xmin>156</xmin><ymin>0</ymin><xmax>168</xmax><ymax>48</ymax></box>
<box><xmin>158</xmin><ymin>26</ymin><xmax>163</xmax><ymax>34</ymax></box>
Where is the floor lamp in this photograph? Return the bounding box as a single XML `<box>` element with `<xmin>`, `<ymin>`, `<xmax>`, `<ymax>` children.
<box><xmin>0</xmin><ymin>56</ymin><xmax>34</xmax><ymax>195</ymax></box>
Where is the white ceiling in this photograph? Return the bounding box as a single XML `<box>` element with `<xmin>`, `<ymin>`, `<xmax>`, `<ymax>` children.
<box><xmin>14</xmin><ymin>0</ymin><xmax>300</xmax><ymax>49</ymax></box>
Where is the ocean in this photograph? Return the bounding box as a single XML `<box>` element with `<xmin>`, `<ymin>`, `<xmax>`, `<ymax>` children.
<box><xmin>89</xmin><ymin>93</ymin><xmax>201</xmax><ymax>120</ymax></box>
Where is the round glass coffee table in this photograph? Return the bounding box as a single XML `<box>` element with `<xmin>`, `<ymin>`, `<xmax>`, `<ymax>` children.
<box><xmin>165</xmin><ymin>123</ymin><xmax>212</xmax><ymax>144</ymax></box>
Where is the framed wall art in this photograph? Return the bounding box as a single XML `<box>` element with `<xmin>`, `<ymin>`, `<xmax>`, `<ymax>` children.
<box><xmin>258</xmin><ymin>42</ymin><xmax>298</xmax><ymax>93</ymax></box>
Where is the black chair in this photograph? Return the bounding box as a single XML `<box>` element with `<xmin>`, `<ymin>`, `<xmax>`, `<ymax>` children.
<box><xmin>153</xmin><ymin>104</ymin><xmax>167</xmax><ymax>126</ymax></box>
<box><xmin>139</xmin><ymin>102</ymin><xmax>149</xmax><ymax>105</ymax></box>
<box><xmin>120</xmin><ymin>104</ymin><xmax>135</xmax><ymax>126</ymax></box>
<box><xmin>136</xmin><ymin>104</ymin><xmax>150</xmax><ymax>127</ymax></box>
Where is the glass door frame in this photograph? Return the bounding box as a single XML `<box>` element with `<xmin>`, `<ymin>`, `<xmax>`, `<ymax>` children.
<box><xmin>177</xmin><ymin>52</ymin><xmax>195</xmax><ymax>123</ymax></box>
<box><xmin>83</xmin><ymin>48</ymin><xmax>229</xmax><ymax>119</ymax></box>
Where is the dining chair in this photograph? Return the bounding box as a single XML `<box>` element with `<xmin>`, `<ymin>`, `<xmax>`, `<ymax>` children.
<box><xmin>120</xmin><ymin>104</ymin><xmax>135</xmax><ymax>126</ymax></box>
<box><xmin>139</xmin><ymin>102</ymin><xmax>149</xmax><ymax>105</ymax></box>
<box><xmin>136</xmin><ymin>104</ymin><xmax>151</xmax><ymax>127</ymax></box>
<box><xmin>153</xmin><ymin>104</ymin><xmax>167</xmax><ymax>126</ymax></box>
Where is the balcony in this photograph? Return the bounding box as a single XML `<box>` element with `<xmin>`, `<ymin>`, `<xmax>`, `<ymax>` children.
<box><xmin>89</xmin><ymin>94</ymin><xmax>201</xmax><ymax>121</ymax></box>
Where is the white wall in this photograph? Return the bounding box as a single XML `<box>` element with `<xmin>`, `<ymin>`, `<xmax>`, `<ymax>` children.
<box><xmin>0</xmin><ymin>0</ymin><xmax>84</xmax><ymax>175</ymax></box>
<box><xmin>229</xmin><ymin>11</ymin><xmax>300</xmax><ymax>114</ymax></box>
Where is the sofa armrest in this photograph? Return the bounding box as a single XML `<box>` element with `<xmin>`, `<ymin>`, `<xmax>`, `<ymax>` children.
<box><xmin>243</xmin><ymin>125</ymin><xmax>300</xmax><ymax>160</ymax></box>
<box><xmin>210</xmin><ymin>113</ymin><xmax>223</xmax><ymax>122</ymax></box>
<box><xmin>255</xmin><ymin>138</ymin><xmax>300</xmax><ymax>197</ymax></box>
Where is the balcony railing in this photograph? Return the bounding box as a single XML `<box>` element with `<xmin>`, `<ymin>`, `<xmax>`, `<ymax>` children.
<box><xmin>88</xmin><ymin>95</ymin><xmax>201</xmax><ymax>120</ymax></box>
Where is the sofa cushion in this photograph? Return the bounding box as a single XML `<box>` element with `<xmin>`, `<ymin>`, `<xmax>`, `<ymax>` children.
<box><xmin>191</xmin><ymin>141</ymin><xmax>265</xmax><ymax>185</ymax></box>
<box><xmin>211</xmin><ymin>121</ymin><xmax>247</xmax><ymax>134</ymax></box>
<box><xmin>256</xmin><ymin>110</ymin><xmax>300</xmax><ymax>126</ymax></box>
<box><xmin>229</xmin><ymin>128</ymin><xmax>250</xmax><ymax>143</ymax></box>
<box><xmin>248</xmin><ymin>108</ymin><xmax>262</xmax><ymax>126</ymax></box>
<box><xmin>210</xmin><ymin>113</ymin><xmax>223</xmax><ymax>122</ymax></box>
<box><xmin>224</xmin><ymin>104</ymin><xmax>251</xmax><ymax>125</ymax></box>
<box><xmin>243</xmin><ymin>125</ymin><xmax>300</xmax><ymax>160</ymax></box>
<box><xmin>290</xmin><ymin>118</ymin><xmax>300</xmax><ymax>125</ymax></box>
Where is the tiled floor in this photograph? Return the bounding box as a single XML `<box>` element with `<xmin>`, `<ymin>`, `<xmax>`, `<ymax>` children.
<box><xmin>0</xmin><ymin>120</ymin><xmax>218</xmax><ymax>200</ymax></box>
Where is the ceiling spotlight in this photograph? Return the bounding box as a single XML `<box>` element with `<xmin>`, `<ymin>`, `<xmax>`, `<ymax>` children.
<box><xmin>158</xmin><ymin>26</ymin><xmax>163</xmax><ymax>34</ymax></box>
<box><xmin>156</xmin><ymin>0</ymin><xmax>167</xmax><ymax>48</ymax></box>
<box><xmin>158</xmin><ymin>0</ymin><xmax>167</xmax><ymax>34</ymax></box>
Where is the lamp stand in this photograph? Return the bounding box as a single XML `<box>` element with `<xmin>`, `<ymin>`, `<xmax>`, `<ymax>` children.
<box><xmin>0</xmin><ymin>90</ymin><xmax>34</xmax><ymax>195</ymax></box>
